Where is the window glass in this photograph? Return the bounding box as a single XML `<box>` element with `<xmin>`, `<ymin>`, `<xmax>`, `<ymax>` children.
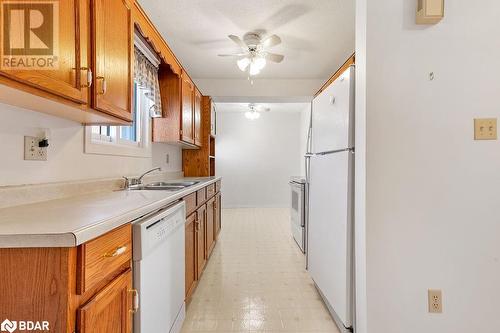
<box><xmin>120</xmin><ymin>83</ymin><xmax>140</xmax><ymax>142</ymax></box>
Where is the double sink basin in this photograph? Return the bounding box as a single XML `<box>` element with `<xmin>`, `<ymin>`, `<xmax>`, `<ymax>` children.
<box><xmin>129</xmin><ymin>181</ymin><xmax>199</xmax><ymax>191</ymax></box>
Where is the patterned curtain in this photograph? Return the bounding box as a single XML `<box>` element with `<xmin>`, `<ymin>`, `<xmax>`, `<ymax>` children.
<box><xmin>134</xmin><ymin>46</ymin><xmax>162</xmax><ymax>117</ymax></box>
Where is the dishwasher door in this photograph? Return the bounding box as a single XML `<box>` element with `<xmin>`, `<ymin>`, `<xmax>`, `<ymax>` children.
<box><xmin>133</xmin><ymin>201</ymin><xmax>186</xmax><ymax>333</ymax></box>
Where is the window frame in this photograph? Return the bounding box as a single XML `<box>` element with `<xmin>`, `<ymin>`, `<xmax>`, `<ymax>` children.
<box><xmin>84</xmin><ymin>85</ymin><xmax>152</xmax><ymax>158</ymax></box>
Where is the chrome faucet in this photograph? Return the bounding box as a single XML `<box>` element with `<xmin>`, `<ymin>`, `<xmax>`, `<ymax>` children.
<box><xmin>123</xmin><ymin>167</ymin><xmax>161</xmax><ymax>189</ymax></box>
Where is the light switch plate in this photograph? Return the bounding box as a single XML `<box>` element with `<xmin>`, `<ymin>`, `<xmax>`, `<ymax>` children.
<box><xmin>474</xmin><ymin>118</ymin><xmax>497</xmax><ymax>140</ymax></box>
<box><xmin>24</xmin><ymin>136</ymin><xmax>47</xmax><ymax>161</ymax></box>
<box><xmin>428</xmin><ymin>289</ymin><xmax>443</xmax><ymax>313</ymax></box>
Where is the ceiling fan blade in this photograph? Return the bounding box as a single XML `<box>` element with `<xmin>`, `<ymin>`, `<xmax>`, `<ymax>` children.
<box><xmin>228</xmin><ymin>35</ymin><xmax>247</xmax><ymax>50</ymax></box>
<box><xmin>261</xmin><ymin>34</ymin><xmax>281</xmax><ymax>48</ymax></box>
<box><xmin>264</xmin><ymin>52</ymin><xmax>285</xmax><ymax>63</ymax></box>
<box><xmin>218</xmin><ymin>53</ymin><xmax>248</xmax><ymax>57</ymax></box>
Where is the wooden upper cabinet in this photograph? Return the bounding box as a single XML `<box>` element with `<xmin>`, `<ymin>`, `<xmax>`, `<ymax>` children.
<box><xmin>0</xmin><ymin>0</ymin><xmax>89</xmax><ymax>104</ymax></box>
<box><xmin>194</xmin><ymin>88</ymin><xmax>202</xmax><ymax>146</ymax></box>
<box><xmin>92</xmin><ymin>0</ymin><xmax>133</xmax><ymax>121</ymax></box>
<box><xmin>78</xmin><ymin>269</ymin><xmax>133</xmax><ymax>333</ymax></box>
<box><xmin>181</xmin><ymin>72</ymin><xmax>194</xmax><ymax>144</ymax></box>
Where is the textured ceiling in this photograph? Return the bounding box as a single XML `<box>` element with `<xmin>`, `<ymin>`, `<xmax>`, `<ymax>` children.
<box><xmin>138</xmin><ymin>0</ymin><xmax>355</xmax><ymax>80</ymax></box>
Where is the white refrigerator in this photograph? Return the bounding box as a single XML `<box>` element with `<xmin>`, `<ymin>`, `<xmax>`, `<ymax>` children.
<box><xmin>306</xmin><ymin>65</ymin><xmax>355</xmax><ymax>332</ymax></box>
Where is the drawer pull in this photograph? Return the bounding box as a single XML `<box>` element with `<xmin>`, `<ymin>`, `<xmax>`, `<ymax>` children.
<box><xmin>103</xmin><ymin>245</ymin><xmax>127</xmax><ymax>258</ymax></box>
<box><xmin>128</xmin><ymin>289</ymin><xmax>139</xmax><ymax>313</ymax></box>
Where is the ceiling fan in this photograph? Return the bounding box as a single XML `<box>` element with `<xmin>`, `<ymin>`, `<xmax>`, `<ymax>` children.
<box><xmin>218</xmin><ymin>32</ymin><xmax>285</xmax><ymax>76</ymax></box>
<box><xmin>245</xmin><ymin>103</ymin><xmax>271</xmax><ymax>120</ymax></box>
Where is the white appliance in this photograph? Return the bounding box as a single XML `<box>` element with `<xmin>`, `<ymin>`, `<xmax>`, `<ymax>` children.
<box><xmin>289</xmin><ymin>176</ymin><xmax>307</xmax><ymax>253</ymax></box>
<box><xmin>306</xmin><ymin>65</ymin><xmax>355</xmax><ymax>332</ymax></box>
<box><xmin>133</xmin><ymin>201</ymin><xmax>186</xmax><ymax>333</ymax></box>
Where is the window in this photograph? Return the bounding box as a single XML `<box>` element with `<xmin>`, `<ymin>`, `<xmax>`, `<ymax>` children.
<box><xmin>84</xmin><ymin>83</ymin><xmax>152</xmax><ymax>158</ymax></box>
<box><xmin>85</xmin><ymin>35</ymin><xmax>162</xmax><ymax>158</ymax></box>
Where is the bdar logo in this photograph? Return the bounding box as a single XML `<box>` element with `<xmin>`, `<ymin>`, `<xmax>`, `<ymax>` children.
<box><xmin>0</xmin><ymin>319</ymin><xmax>17</xmax><ymax>333</ymax></box>
<box><xmin>1</xmin><ymin>0</ymin><xmax>59</xmax><ymax>70</ymax></box>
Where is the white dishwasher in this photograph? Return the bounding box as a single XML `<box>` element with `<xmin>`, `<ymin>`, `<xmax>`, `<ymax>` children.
<box><xmin>133</xmin><ymin>201</ymin><xmax>186</xmax><ymax>333</ymax></box>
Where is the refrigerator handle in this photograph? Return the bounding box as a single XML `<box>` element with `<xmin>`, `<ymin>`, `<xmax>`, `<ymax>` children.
<box><xmin>306</xmin><ymin>103</ymin><xmax>313</xmax><ymax>154</ymax></box>
<box><xmin>305</xmin><ymin>154</ymin><xmax>312</xmax><ymax>185</ymax></box>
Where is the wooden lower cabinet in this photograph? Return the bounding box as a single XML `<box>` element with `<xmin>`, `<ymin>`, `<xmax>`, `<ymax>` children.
<box><xmin>215</xmin><ymin>192</ymin><xmax>222</xmax><ymax>235</ymax></box>
<box><xmin>195</xmin><ymin>204</ymin><xmax>207</xmax><ymax>278</ymax></box>
<box><xmin>185</xmin><ymin>213</ymin><xmax>197</xmax><ymax>299</ymax></box>
<box><xmin>184</xmin><ymin>184</ymin><xmax>222</xmax><ymax>301</ymax></box>
<box><xmin>78</xmin><ymin>269</ymin><xmax>132</xmax><ymax>333</ymax></box>
<box><xmin>0</xmin><ymin>224</ymin><xmax>134</xmax><ymax>333</ymax></box>
<box><xmin>206</xmin><ymin>197</ymin><xmax>216</xmax><ymax>257</ymax></box>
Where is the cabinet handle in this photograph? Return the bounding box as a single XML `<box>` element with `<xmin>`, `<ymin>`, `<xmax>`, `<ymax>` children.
<box><xmin>96</xmin><ymin>76</ymin><xmax>106</xmax><ymax>94</ymax></box>
<box><xmin>80</xmin><ymin>67</ymin><xmax>92</xmax><ymax>87</ymax></box>
<box><xmin>128</xmin><ymin>289</ymin><xmax>139</xmax><ymax>314</ymax></box>
<box><xmin>195</xmin><ymin>219</ymin><xmax>200</xmax><ymax>231</ymax></box>
<box><xmin>103</xmin><ymin>245</ymin><xmax>127</xmax><ymax>258</ymax></box>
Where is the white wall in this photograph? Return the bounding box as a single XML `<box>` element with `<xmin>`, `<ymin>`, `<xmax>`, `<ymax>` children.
<box><xmin>216</xmin><ymin>111</ymin><xmax>301</xmax><ymax>208</ymax></box>
<box><xmin>0</xmin><ymin>103</ymin><xmax>182</xmax><ymax>186</ymax></box>
<box><xmin>299</xmin><ymin>104</ymin><xmax>311</xmax><ymax>176</ymax></box>
<box><xmin>356</xmin><ymin>1</ymin><xmax>500</xmax><ymax>332</ymax></box>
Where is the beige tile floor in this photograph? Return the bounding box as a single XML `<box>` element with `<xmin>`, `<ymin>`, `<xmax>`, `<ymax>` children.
<box><xmin>181</xmin><ymin>208</ymin><xmax>340</xmax><ymax>333</ymax></box>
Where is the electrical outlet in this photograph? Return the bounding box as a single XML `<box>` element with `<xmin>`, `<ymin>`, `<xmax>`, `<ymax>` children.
<box><xmin>24</xmin><ymin>136</ymin><xmax>47</xmax><ymax>161</ymax></box>
<box><xmin>428</xmin><ymin>289</ymin><xmax>443</xmax><ymax>313</ymax></box>
<box><xmin>474</xmin><ymin>118</ymin><xmax>497</xmax><ymax>140</ymax></box>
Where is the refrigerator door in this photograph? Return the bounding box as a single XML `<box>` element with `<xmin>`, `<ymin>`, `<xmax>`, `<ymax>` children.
<box><xmin>311</xmin><ymin>66</ymin><xmax>355</xmax><ymax>153</ymax></box>
<box><xmin>308</xmin><ymin>151</ymin><xmax>354</xmax><ymax>329</ymax></box>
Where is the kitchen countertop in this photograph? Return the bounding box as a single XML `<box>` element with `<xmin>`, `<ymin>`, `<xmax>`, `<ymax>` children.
<box><xmin>0</xmin><ymin>177</ymin><xmax>221</xmax><ymax>248</ymax></box>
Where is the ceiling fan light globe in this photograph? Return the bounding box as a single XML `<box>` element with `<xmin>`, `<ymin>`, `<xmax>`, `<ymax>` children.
<box><xmin>249</xmin><ymin>63</ymin><xmax>261</xmax><ymax>76</ymax></box>
<box><xmin>254</xmin><ymin>57</ymin><xmax>266</xmax><ymax>70</ymax></box>
<box><xmin>237</xmin><ymin>58</ymin><xmax>250</xmax><ymax>71</ymax></box>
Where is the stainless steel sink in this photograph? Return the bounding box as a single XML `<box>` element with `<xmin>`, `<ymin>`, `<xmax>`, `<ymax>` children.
<box><xmin>128</xmin><ymin>181</ymin><xmax>199</xmax><ymax>191</ymax></box>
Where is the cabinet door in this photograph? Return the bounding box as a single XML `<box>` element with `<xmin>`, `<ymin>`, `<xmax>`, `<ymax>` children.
<box><xmin>215</xmin><ymin>193</ymin><xmax>222</xmax><ymax>235</ymax></box>
<box><xmin>78</xmin><ymin>269</ymin><xmax>132</xmax><ymax>333</ymax></box>
<box><xmin>92</xmin><ymin>0</ymin><xmax>133</xmax><ymax>121</ymax></box>
<box><xmin>206</xmin><ymin>197</ymin><xmax>215</xmax><ymax>256</ymax></box>
<box><xmin>0</xmin><ymin>0</ymin><xmax>89</xmax><ymax>103</ymax></box>
<box><xmin>185</xmin><ymin>213</ymin><xmax>197</xmax><ymax>299</ymax></box>
<box><xmin>195</xmin><ymin>205</ymin><xmax>206</xmax><ymax>278</ymax></box>
<box><xmin>193</xmin><ymin>88</ymin><xmax>202</xmax><ymax>146</ymax></box>
<box><xmin>181</xmin><ymin>73</ymin><xmax>194</xmax><ymax>144</ymax></box>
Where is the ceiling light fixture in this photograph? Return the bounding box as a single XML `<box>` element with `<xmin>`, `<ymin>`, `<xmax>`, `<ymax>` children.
<box><xmin>245</xmin><ymin>110</ymin><xmax>261</xmax><ymax>120</ymax></box>
<box><xmin>219</xmin><ymin>32</ymin><xmax>284</xmax><ymax>77</ymax></box>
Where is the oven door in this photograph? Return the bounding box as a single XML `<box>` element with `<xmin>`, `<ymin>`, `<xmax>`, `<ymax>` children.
<box><xmin>290</xmin><ymin>181</ymin><xmax>305</xmax><ymax>252</ymax></box>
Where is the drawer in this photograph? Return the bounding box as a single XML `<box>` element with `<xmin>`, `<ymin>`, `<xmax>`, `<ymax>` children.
<box><xmin>216</xmin><ymin>180</ymin><xmax>221</xmax><ymax>193</ymax></box>
<box><xmin>77</xmin><ymin>224</ymin><xmax>132</xmax><ymax>294</ymax></box>
<box><xmin>206</xmin><ymin>183</ymin><xmax>216</xmax><ymax>198</ymax></box>
<box><xmin>197</xmin><ymin>188</ymin><xmax>206</xmax><ymax>204</ymax></box>
<box><xmin>183</xmin><ymin>192</ymin><xmax>197</xmax><ymax>216</ymax></box>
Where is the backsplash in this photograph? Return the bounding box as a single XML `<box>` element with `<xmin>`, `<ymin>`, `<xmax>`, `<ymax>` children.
<box><xmin>0</xmin><ymin>103</ymin><xmax>183</xmax><ymax>187</ymax></box>
<box><xmin>0</xmin><ymin>170</ymin><xmax>183</xmax><ymax>209</ymax></box>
